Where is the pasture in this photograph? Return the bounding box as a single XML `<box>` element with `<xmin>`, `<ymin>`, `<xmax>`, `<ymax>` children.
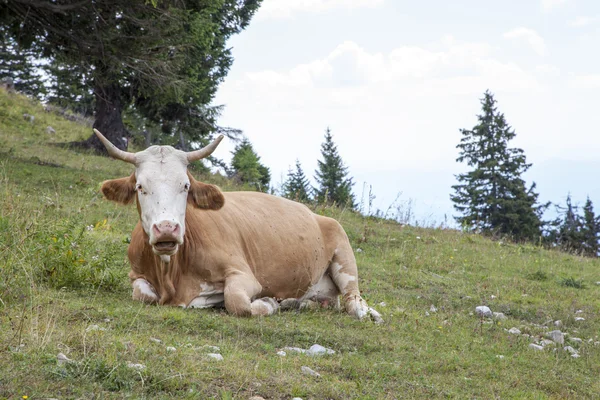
<box><xmin>1</xmin><ymin>88</ymin><xmax>600</xmax><ymax>399</ymax></box>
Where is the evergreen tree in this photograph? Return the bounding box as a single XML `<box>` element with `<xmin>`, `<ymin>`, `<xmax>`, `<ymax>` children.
<box><xmin>0</xmin><ymin>26</ymin><xmax>46</xmax><ymax>98</ymax></box>
<box><xmin>451</xmin><ymin>90</ymin><xmax>546</xmax><ymax>241</ymax></box>
<box><xmin>550</xmin><ymin>194</ymin><xmax>585</xmax><ymax>254</ymax></box>
<box><xmin>230</xmin><ymin>138</ymin><xmax>270</xmax><ymax>192</ymax></box>
<box><xmin>282</xmin><ymin>160</ymin><xmax>311</xmax><ymax>203</ymax></box>
<box><xmin>581</xmin><ymin>197</ymin><xmax>600</xmax><ymax>257</ymax></box>
<box><xmin>314</xmin><ymin>128</ymin><xmax>356</xmax><ymax>208</ymax></box>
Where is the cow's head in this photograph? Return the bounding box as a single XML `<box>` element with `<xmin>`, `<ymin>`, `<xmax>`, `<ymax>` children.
<box><xmin>95</xmin><ymin>129</ymin><xmax>225</xmax><ymax>259</ymax></box>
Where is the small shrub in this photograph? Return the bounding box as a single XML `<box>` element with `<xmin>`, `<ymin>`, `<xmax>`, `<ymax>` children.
<box><xmin>527</xmin><ymin>270</ymin><xmax>549</xmax><ymax>281</ymax></box>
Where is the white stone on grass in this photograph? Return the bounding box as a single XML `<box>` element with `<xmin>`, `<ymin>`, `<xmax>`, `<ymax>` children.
<box><xmin>495</xmin><ymin>355</ymin><xmax>505</xmax><ymax>359</ymax></box>
<box><xmin>569</xmin><ymin>337</ymin><xmax>583</xmax><ymax>344</ymax></box>
<box><xmin>575</xmin><ymin>310</ymin><xmax>583</xmax><ymax>314</ymax></box>
<box><xmin>149</xmin><ymin>337</ymin><xmax>162</xmax><ymax>344</ymax></box>
<box><xmin>86</xmin><ymin>324</ymin><xmax>105</xmax><ymax>332</ymax></box>
<box><xmin>430</xmin><ymin>305</ymin><xmax>438</xmax><ymax>313</ymax></box>
<box><xmin>201</xmin><ymin>345</ymin><xmax>220</xmax><ymax>353</ymax></box>
<box><xmin>564</xmin><ymin>346</ymin><xmax>578</xmax><ymax>355</ymax></box>
<box><xmin>529</xmin><ymin>344</ymin><xmax>544</xmax><ymax>351</ymax></box>
<box><xmin>575</xmin><ymin>317</ymin><xmax>585</xmax><ymax>322</ymax></box>
<box><xmin>493</xmin><ymin>312</ymin><xmax>507</xmax><ymax>320</ymax></box>
<box><xmin>554</xmin><ymin>320</ymin><xmax>562</xmax><ymax>327</ymax></box>
<box><xmin>207</xmin><ymin>353</ymin><xmax>224</xmax><ymax>361</ymax></box>
<box><xmin>571</xmin><ymin>353</ymin><xmax>581</xmax><ymax>358</ymax></box>
<box><xmin>283</xmin><ymin>346</ymin><xmax>307</xmax><ymax>354</ymax></box>
<box><xmin>475</xmin><ymin>306</ymin><xmax>492</xmax><ymax>318</ymax></box>
<box><xmin>166</xmin><ymin>346</ymin><xmax>176</xmax><ymax>352</ymax></box>
<box><xmin>301</xmin><ymin>366</ymin><xmax>321</xmax><ymax>377</ymax></box>
<box><xmin>276</xmin><ymin>350</ymin><xmax>286</xmax><ymax>357</ymax></box>
<box><xmin>307</xmin><ymin>344</ymin><xmax>335</xmax><ymax>356</ymax></box>
<box><xmin>127</xmin><ymin>362</ymin><xmax>146</xmax><ymax>370</ymax></box>
<box><xmin>548</xmin><ymin>330</ymin><xmax>565</xmax><ymax>344</ymax></box>
<box><xmin>539</xmin><ymin>339</ymin><xmax>555</xmax><ymax>347</ymax></box>
<box><xmin>508</xmin><ymin>327</ymin><xmax>521</xmax><ymax>335</ymax></box>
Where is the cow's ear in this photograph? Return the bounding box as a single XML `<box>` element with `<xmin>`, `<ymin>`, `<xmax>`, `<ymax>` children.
<box><xmin>101</xmin><ymin>174</ymin><xmax>136</xmax><ymax>205</ymax></box>
<box><xmin>187</xmin><ymin>173</ymin><xmax>225</xmax><ymax>210</ymax></box>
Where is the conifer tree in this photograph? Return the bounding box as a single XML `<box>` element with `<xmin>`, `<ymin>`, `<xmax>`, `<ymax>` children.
<box><xmin>314</xmin><ymin>128</ymin><xmax>355</xmax><ymax>208</ymax></box>
<box><xmin>230</xmin><ymin>138</ymin><xmax>270</xmax><ymax>192</ymax></box>
<box><xmin>282</xmin><ymin>160</ymin><xmax>311</xmax><ymax>203</ymax></box>
<box><xmin>581</xmin><ymin>197</ymin><xmax>600</xmax><ymax>257</ymax></box>
<box><xmin>0</xmin><ymin>27</ymin><xmax>46</xmax><ymax>98</ymax></box>
<box><xmin>451</xmin><ymin>90</ymin><xmax>546</xmax><ymax>241</ymax></box>
<box><xmin>551</xmin><ymin>194</ymin><xmax>585</xmax><ymax>254</ymax></box>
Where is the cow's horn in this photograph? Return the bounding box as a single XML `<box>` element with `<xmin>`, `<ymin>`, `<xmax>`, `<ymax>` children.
<box><xmin>93</xmin><ymin>129</ymin><xmax>136</xmax><ymax>164</ymax></box>
<box><xmin>186</xmin><ymin>135</ymin><xmax>224</xmax><ymax>162</ymax></box>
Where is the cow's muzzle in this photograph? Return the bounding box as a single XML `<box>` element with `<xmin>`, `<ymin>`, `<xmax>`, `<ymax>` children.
<box><xmin>150</xmin><ymin>220</ymin><xmax>183</xmax><ymax>255</ymax></box>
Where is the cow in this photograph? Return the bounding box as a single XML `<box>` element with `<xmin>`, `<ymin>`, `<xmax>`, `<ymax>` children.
<box><xmin>94</xmin><ymin>129</ymin><xmax>382</xmax><ymax>322</ymax></box>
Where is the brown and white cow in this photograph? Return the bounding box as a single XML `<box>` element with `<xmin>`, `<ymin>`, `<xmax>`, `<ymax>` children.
<box><xmin>94</xmin><ymin>129</ymin><xmax>382</xmax><ymax>322</ymax></box>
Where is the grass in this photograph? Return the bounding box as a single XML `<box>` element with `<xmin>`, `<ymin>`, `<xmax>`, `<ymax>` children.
<box><xmin>2</xmin><ymin>87</ymin><xmax>600</xmax><ymax>399</ymax></box>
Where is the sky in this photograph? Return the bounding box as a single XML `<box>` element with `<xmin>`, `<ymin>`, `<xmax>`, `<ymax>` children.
<box><xmin>212</xmin><ymin>0</ymin><xmax>600</xmax><ymax>226</ymax></box>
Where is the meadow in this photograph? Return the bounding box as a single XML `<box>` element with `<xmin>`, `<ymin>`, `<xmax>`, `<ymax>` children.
<box><xmin>1</xmin><ymin>88</ymin><xmax>600</xmax><ymax>399</ymax></box>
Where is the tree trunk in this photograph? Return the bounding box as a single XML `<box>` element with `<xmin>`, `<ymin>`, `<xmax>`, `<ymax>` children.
<box><xmin>69</xmin><ymin>82</ymin><xmax>129</xmax><ymax>154</ymax></box>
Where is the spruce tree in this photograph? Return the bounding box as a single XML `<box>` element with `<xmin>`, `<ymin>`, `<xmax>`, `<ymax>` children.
<box><xmin>230</xmin><ymin>138</ymin><xmax>271</xmax><ymax>192</ymax></box>
<box><xmin>0</xmin><ymin>27</ymin><xmax>46</xmax><ymax>98</ymax></box>
<box><xmin>451</xmin><ymin>90</ymin><xmax>546</xmax><ymax>241</ymax></box>
<box><xmin>581</xmin><ymin>197</ymin><xmax>600</xmax><ymax>257</ymax></box>
<box><xmin>314</xmin><ymin>128</ymin><xmax>355</xmax><ymax>208</ymax></box>
<box><xmin>282</xmin><ymin>160</ymin><xmax>311</xmax><ymax>203</ymax></box>
<box><xmin>551</xmin><ymin>194</ymin><xmax>585</xmax><ymax>254</ymax></box>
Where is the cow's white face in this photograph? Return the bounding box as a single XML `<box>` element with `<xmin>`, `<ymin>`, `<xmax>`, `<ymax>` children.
<box><xmin>94</xmin><ymin>129</ymin><xmax>225</xmax><ymax>259</ymax></box>
<box><xmin>134</xmin><ymin>146</ymin><xmax>190</xmax><ymax>255</ymax></box>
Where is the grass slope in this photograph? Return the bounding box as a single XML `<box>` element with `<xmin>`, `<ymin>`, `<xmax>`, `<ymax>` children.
<box><xmin>1</xmin><ymin>88</ymin><xmax>600</xmax><ymax>399</ymax></box>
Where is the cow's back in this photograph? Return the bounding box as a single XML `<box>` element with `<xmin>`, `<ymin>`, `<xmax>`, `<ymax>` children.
<box><xmin>186</xmin><ymin>192</ymin><xmax>339</xmax><ymax>299</ymax></box>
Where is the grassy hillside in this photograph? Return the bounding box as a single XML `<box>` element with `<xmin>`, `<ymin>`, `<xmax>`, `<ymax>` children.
<box><xmin>1</xmin><ymin>88</ymin><xmax>600</xmax><ymax>399</ymax></box>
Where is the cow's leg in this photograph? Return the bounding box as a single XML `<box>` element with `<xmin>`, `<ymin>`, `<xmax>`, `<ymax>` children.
<box><xmin>329</xmin><ymin>243</ymin><xmax>383</xmax><ymax>324</ymax></box>
<box><xmin>223</xmin><ymin>272</ymin><xmax>279</xmax><ymax>317</ymax></box>
<box><xmin>132</xmin><ymin>278</ymin><xmax>159</xmax><ymax>304</ymax></box>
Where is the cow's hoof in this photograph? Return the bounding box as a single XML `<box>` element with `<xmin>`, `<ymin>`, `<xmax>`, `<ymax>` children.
<box><xmin>251</xmin><ymin>297</ymin><xmax>279</xmax><ymax>316</ymax></box>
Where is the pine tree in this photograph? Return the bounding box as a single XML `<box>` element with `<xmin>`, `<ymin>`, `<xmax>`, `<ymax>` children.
<box><xmin>451</xmin><ymin>90</ymin><xmax>546</xmax><ymax>241</ymax></box>
<box><xmin>314</xmin><ymin>128</ymin><xmax>355</xmax><ymax>208</ymax></box>
<box><xmin>551</xmin><ymin>194</ymin><xmax>585</xmax><ymax>254</ymax></box>
<box><xmin>282</xmin><ymin>160</ymin><xmax>311</xmax><ymax>203</ymax></box>
<box><xmin>230</xmin><ymin>138</ymin><xmax>271</xmax><ymax>192</ymax></box>
<box><xmin>581</xmin><ymin>197</ymin><xmax>600</xmax><ymax>257</ymax></box>
<box><xmin>0</xmin><ymin>26</ymin><xmax>46</xmax><ymax>99</ymax></box>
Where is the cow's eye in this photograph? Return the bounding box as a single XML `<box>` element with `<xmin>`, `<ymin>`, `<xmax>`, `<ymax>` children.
<box><xmin>136</xmin><ymin>183</ymin><xmax>143</xmax><ymax>192</ymax></box>
<box><xmin>184</xmin><ymin>183</ymin><xmax>190</xmax><ymax>191</ymax></box>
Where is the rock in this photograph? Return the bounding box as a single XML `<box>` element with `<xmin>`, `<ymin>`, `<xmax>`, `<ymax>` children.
<box><xmin>249</xmin><ymin>397</ymin><xmax>265</xmax><ymax>400</ymax></box>
<box><xmin>508</xmin><ymin>327</ymin><xmax>521</xmax><ymax>335</ymax></box>
<box><xmin>379</xmin><ymin>302</ymin><xmax>387</xmax><ymax>307</ymax></box>
<box><xmin>571</xmin><ymin>353</ymin><xmax>581</xmax><ymax>358</ymax></box>
<box><xmin>149</xmin><ymin>337</ymin><xmax>162</xmax><ymax>344</ymax></box>
<box><xmin>564</xmin><ymin>346</ymin><xmax>578</xmax><ymax>355</ymax></box>
<box><xmin>548</xmin><ymin>330</ymin><xmax>564</xmax><ymax>345</ymax></box>
<box><xmin>569</xmin><ymin>337</ymin><xmax>583</xmax><ymax>344</ymax></box>
<box><xmin>529</xmin><ymin>344</ymin><xmax>544</xmax><ymax>351</ymax></box>
<box><xmin>425</xmin><ymin>311</ymin><xmax>430</xmax><ymax>317</ymax></box>
<box><xmin>127</xmin><ymin>362</ymin><xmax>146</xmax><ymax>370</ymax></box>
<box><xmin>475</xmin><ymin>306</ymin><xmax>492</xmax><ymax>318</ymax></box>
<box><xmin>166</xmin><ymin>346</ymin><xmax>176</xmax><ymax>352</ymax></box>
<box><xmin>46</xmin><ymin>126</ymin><xmax>56</xmax><ymax>134</ymax></box>
<box><xmin>495</xmin><ymin>355</ymin><xmax>505</xmax><ymax>359</ymax></box>
<box><xmin>207</xmin><ymin>353</ymin><xmax>223</xmax><ymax>361</ymax></box>
<box><xmin>355</xmin><ymin>248</ymin><xmax>363</xmax><ymax>253</ymax></box>
<box><xmin>596</xmin><ymin>281</ymin><xmax>600</xmax><ymax>286</ymax></box>
<box><xmin>575</xmin><ymin>310</ymin><xmax>583</xmax><ymax>314</ymax></box>
<box><xmin>276</xmin><ymin>350</ymin><xmax>286</xmax><ymax>357</ymax></box>
<box><xmin>292</xmin><ymin>398</ymin><xmax>303</xmax><ymax>400</ymax></box>
<box><xmin>490</xmin><ymin>295</ymin><xmax>496</xmax><ymax>299</ymax></box>
<box><xmin>493</xmin><ymin>312</ymin><xmax>507</xmax><ymax>320</ymax></box>
<box><xmin>201</xmin><ymin>345</ymin><xmax>220</xmax><ymax>353</ymax></box>
<box><xmin>301</xmin><ymin>366</ymin><xmax>321</xmax><ymax>377</ymax></box>
<box><xmin>57</xmin><ymin>353</ymin><xmax>72</xmax><ymax>365</ymax></box>
<box><xmin>554</xmin><ymin>320</ymin><xmax>562</xmax><ymax>327</ymax></box>
<box><xmin>575</xmin><ymin>317</ymin><xmax>585</xmax><ymax>322</ymax></box>
<box><xmin>307</xmin><ymin>344</ymin><xmax>335</xmax><ymax>356</ymax></box>
<box><xmin>430</xmin><ymin>305</ymin><xmax>438</xmax><ymax>313</ymax></box>
<box><xmin>23</xmin><ymin>113</ymin><xmax>35</xmax><ymax>123</ymax></box>
<box><xmin>86</xmin><ymin>324</ymin><xmax>105</xmax><ymax>332</ymax></box>
<box><xmin>103</xmin><ymin>318</ymin><xmax>111</xmax><ymax>323</ymax></box>
<box><xmin>539</xmin><ymin>339</ymin><xmax>555</xmax><ymax>347</ymax></box>
<box><xmin>283</xmin><ymin>346</ymin><xmax>307</xmax><ymax>354</ymax></box>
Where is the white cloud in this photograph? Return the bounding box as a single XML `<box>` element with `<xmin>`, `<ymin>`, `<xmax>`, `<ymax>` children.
<box><xmin>568</xmin><ymin>16</ymin><xmax>599</xmax><ymax>27</ymax></box>
<box><xmin>257</xmin><ymin>0</ymin><xmax>385</xmax><ymax>20</ymax></box>
<box><xmin>503</xmin><ymin>28</ymin><xmax>547</xmax><ymax>56</ymax></box>
<box><xmin>569</xmin><ymin>74</ymin><xmax>600</xmax><ymax>88</ymax></box>
<box><xmin>541</xmin><ymin>0</ymin><xmax>568</xmax><ymax>12</ymax></box>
